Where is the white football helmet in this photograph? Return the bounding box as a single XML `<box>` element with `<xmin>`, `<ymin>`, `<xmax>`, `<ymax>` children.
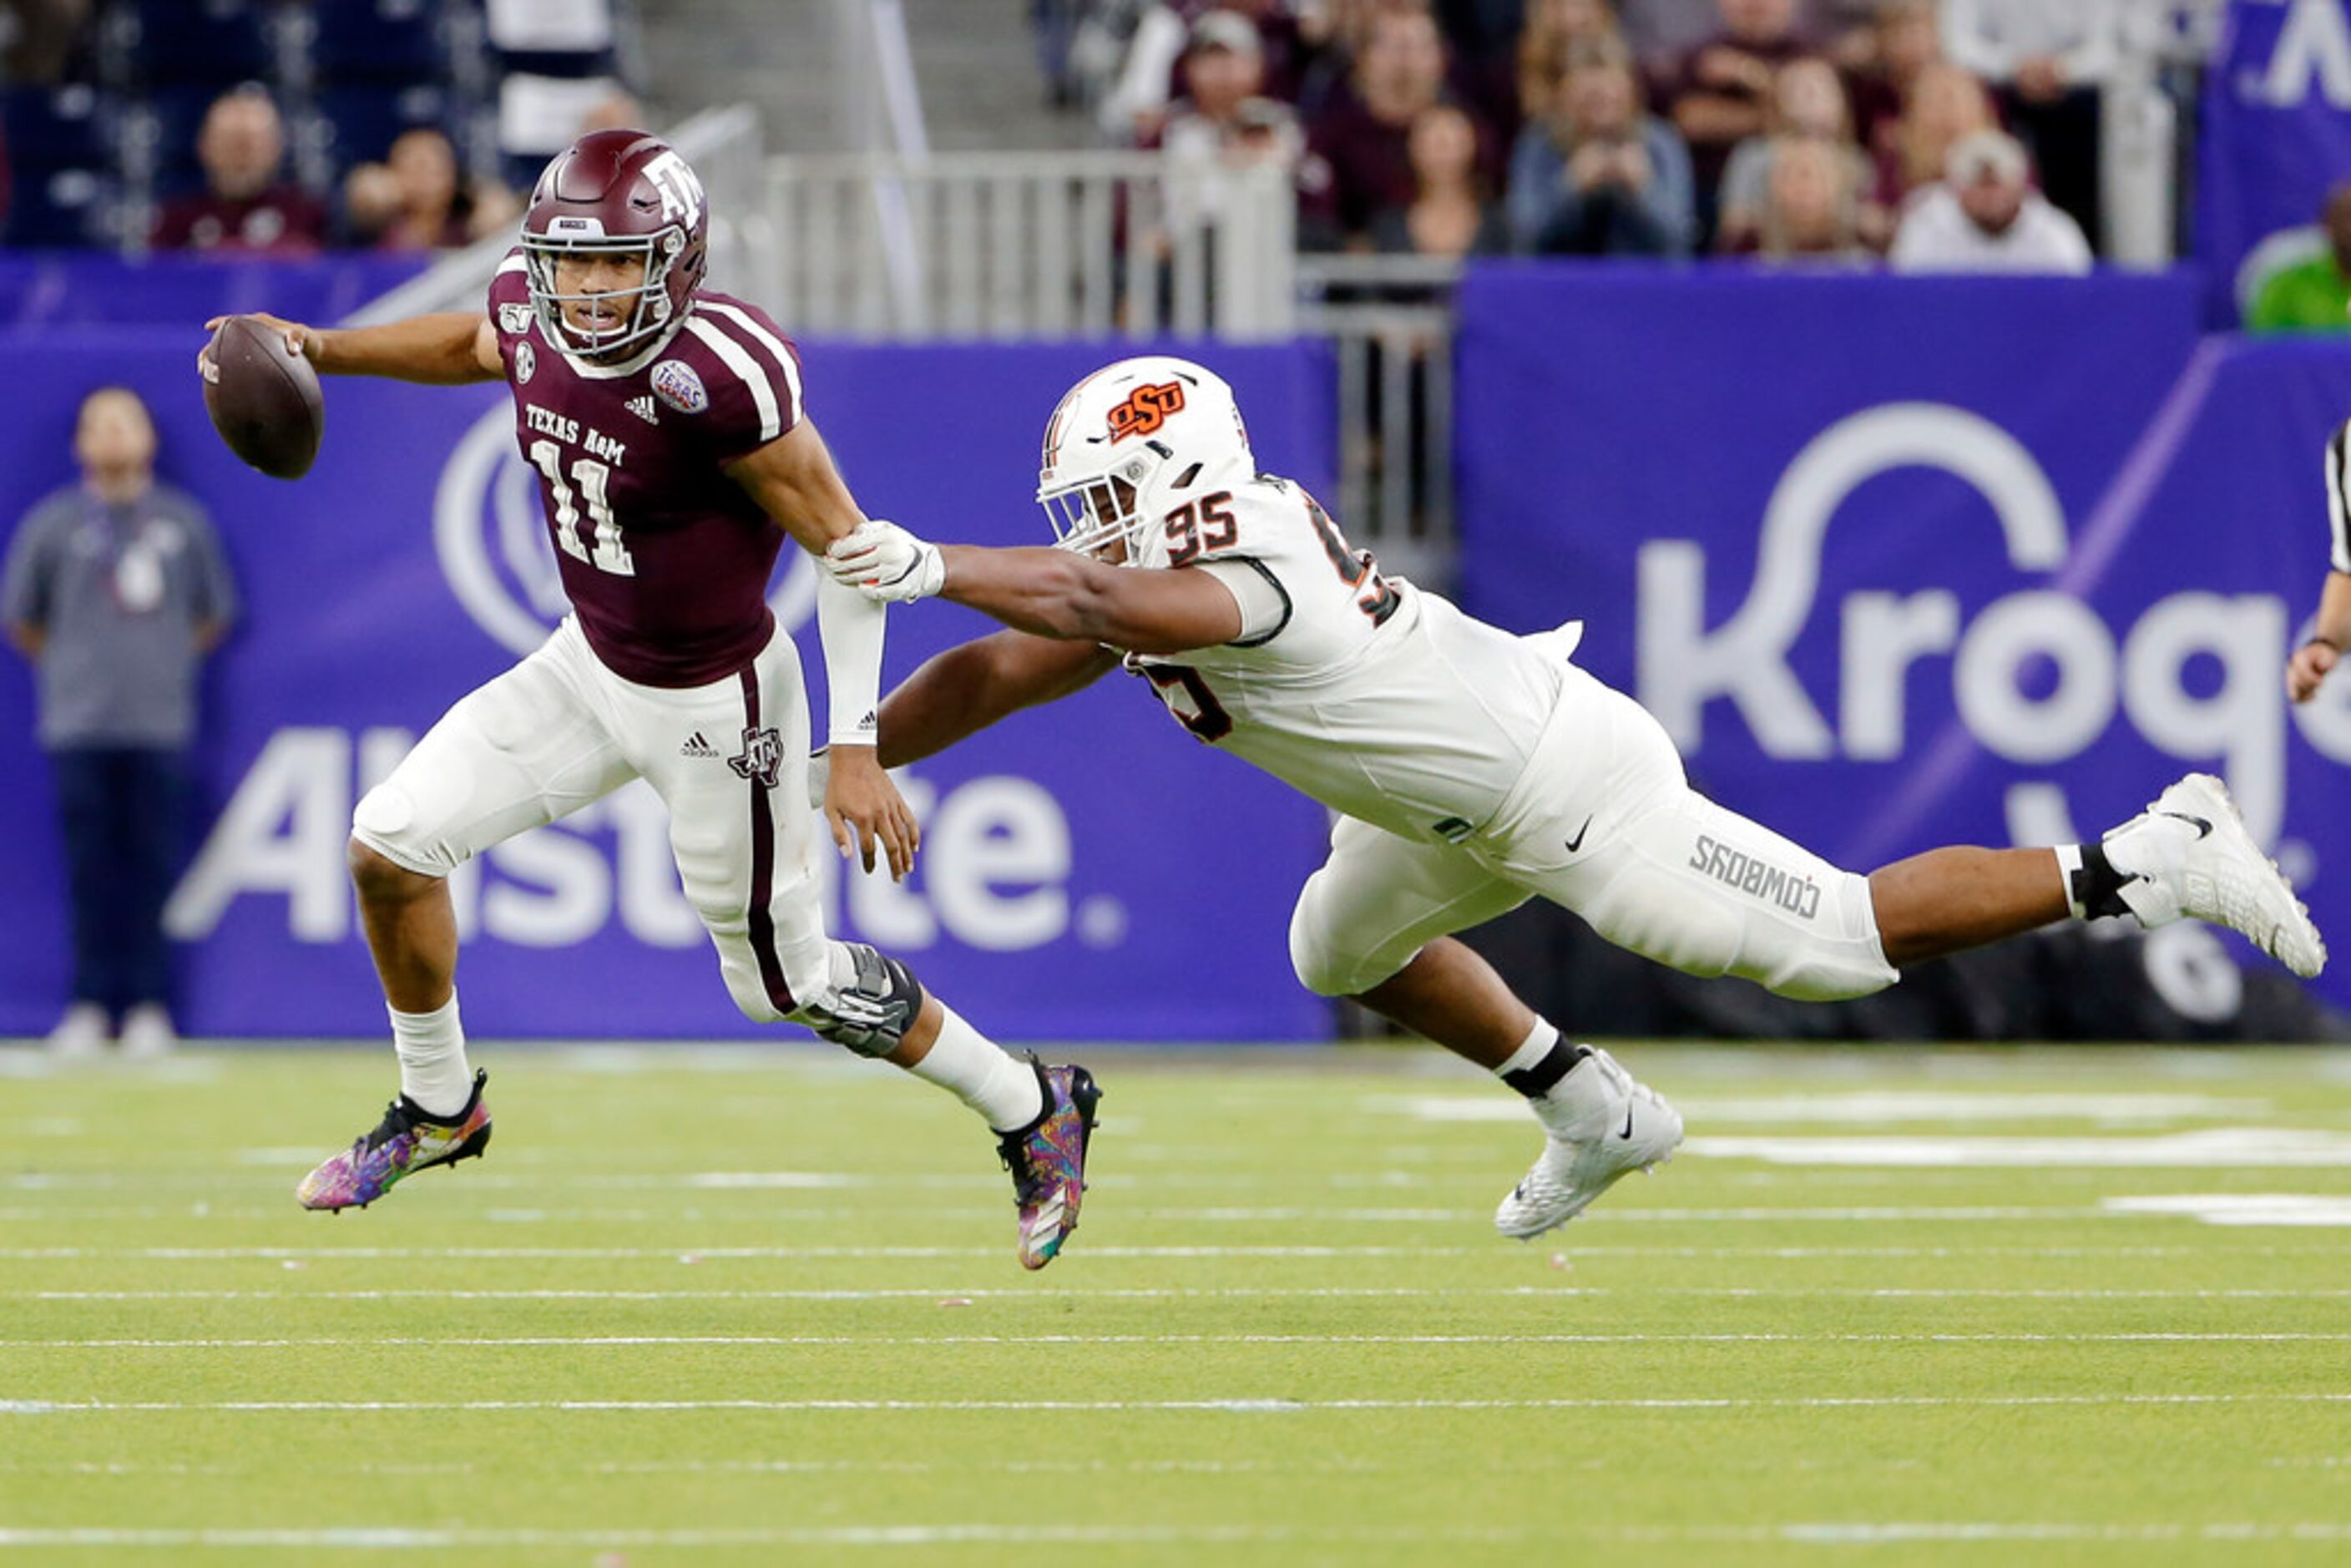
<box><xmin>1037</xmin><ymin>357</ymin><xmax>1254</xmax><ymax>569</ymax></box>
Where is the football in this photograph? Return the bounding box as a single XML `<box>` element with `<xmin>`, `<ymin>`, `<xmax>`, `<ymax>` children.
<box><xmin>201</xmin><ymin>315</ymin><xmax>325</xmax><ymax>479</ymax></box>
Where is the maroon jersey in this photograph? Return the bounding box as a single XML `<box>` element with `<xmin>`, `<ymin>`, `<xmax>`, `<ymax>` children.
<box><xmin>487</xmin><ymin>252</ymin><xmax>804</xmax><ymax>686</ymax></box>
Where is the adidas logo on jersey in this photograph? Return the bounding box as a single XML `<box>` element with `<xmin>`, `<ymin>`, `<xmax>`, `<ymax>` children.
<box><xmin>626</xmin><ymin>395</ymin><xmax>660</xmax><ymax>425</ymax></box>
<box><xmin>680</xmin><ymin>731</ymin><xmax>719</xmax><ymax>758</ymax></box>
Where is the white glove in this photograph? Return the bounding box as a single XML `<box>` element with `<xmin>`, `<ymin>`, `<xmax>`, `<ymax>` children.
<box><xmin>824</xmin><ymin>519</ymin><xmax>945</xmax><ymax>603</ymax></box>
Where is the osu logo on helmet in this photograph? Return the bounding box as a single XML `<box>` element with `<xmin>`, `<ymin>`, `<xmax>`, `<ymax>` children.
<box><xmin>1106</xmin><ymin>381</ymin><xmax>1186</xmax><ymax>442</ymax></box>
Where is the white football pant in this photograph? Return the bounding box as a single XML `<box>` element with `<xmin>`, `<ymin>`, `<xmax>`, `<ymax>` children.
<box><xmin>1288</xmin><ymin>662</ymin><xmax>1898</xmax><ymax>1003</ymax></box>
<box><xmin>352</xmin><ymin>616</ymin><xmax>836</xmax><ymax>1021</ymax></box>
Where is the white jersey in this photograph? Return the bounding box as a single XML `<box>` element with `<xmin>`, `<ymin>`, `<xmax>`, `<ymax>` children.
<box><xmin>1124</xmin><ymin>474</ymin><xmax>1568</xmax><ymax>846</ymax></box>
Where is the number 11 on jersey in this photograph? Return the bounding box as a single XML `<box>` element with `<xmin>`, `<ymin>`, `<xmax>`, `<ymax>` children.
<box><xmin>528</xmin><ymin>438</ymin><xmax>636</xmax><ymax>576</ymax></box>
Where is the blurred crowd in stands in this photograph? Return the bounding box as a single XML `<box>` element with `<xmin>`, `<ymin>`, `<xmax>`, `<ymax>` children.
<box><xmin>0</xmin><ymin>0</ymin><xmax>642</xmax><ymax>254</ymax></box>
<box><xmin>1048</xmin><ymin>0</ymin><xmax>2127</xmax><ymax>273</ymax></box>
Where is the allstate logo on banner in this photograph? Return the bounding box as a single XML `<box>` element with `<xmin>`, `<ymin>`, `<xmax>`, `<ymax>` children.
<box><xmin>432</xmin><ymin>402</ymin><xmax>817</xmax><ymax>656</ymax></box>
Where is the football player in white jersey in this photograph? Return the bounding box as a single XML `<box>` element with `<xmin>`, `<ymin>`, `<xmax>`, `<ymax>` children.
<box><xmin>824</xmin><ymin>356</ymin><xmax>2326</xmax><ymax>1239</ymax></box>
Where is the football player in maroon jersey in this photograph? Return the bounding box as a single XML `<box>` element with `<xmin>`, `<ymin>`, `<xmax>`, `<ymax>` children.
<box><xmin>200</xmin><ymin>130</ymin><xmax>1097</xmax><ymax>1269</ymax></box>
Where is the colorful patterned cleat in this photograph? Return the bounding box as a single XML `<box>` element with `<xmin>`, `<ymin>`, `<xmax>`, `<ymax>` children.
<box><xmin>296</xmin><ymin>1070</ymin><xmax>493</xmax><ymax>1212</ymax></box>
<box><xmin>995</xmin><ymin>1059</ymin><xmax>1101</xmax><ymax>1270</ymax></box>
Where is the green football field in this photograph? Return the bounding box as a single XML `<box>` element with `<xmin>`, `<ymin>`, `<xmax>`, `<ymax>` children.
<box><xmin>4</xmin><ymin>1042</ymin><xmax>2351</xmax><ymax>1565</ymax></box>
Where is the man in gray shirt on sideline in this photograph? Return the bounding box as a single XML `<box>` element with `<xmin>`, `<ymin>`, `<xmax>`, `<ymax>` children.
<box><xmin>3</xmin><ymin>387</ymin><xmax>239</xmax><ymax>1057</ymax></box>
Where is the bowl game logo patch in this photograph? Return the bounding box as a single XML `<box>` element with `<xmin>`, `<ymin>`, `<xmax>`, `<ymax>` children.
<box><xmin>513</xmin><ymin>342</ymin><xmax>536</xmax><ymax>384</ymax></box>
<box><xmin>653</xmin><ymin>359</ymin><xmax>708</xmax><ymax>415</ymax></box>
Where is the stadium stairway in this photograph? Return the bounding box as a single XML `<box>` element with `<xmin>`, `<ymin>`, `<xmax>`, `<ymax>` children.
<box><xmin>635</xmin><ymin>0</ymin><xmax>1087</xmax><ymax>154</ymax></box>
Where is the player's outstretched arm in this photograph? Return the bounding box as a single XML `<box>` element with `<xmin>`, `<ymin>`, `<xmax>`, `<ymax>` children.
<box><xmin>200</xmin><ymin>311</ymin><xmax>502</xmax><ymax>386</ymax></box>
<box><xmin>2289</xmin><ymin>569</ymin><xmax>2351</xmax><ymax>704</ymax></box>
<box><xmin>876</xmin><ymin>631</ymin><xmax>1120</xmax><ymax>768</ymax></box>
<box><xmin>824</xmin><ymin>524</ymin><xmax>1242</xmax><ymax>655</ymax></box>
<box><xmin>933</xmin><ymin>545</ymin><xmax>1241</xmax><ymax>654</ymax></box>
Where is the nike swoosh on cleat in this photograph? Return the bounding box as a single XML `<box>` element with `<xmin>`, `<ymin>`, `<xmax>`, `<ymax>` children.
<box><xmin>1565</xmin><ymin>815</ymin><xmax>1594</xmax><ymax>853</ymax></box>
<box><xmin>1619</xmin><ymin>1107</ymin><xmax>1636</xmax><ymax>1140</ymax></box>
<box><xmin>2159</xmin><ymin>811</ymin><xmax>2214</xmax><ymax>840</ymax></box>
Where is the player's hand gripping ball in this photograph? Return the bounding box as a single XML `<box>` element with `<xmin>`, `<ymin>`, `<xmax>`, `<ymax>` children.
<box><xmin>200</xmin><ymin>314</ymin><xmax>325</xmax><ymax>479</ymax></box>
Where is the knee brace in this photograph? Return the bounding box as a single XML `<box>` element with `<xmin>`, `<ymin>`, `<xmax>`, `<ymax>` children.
<box><xmin>792</xmin><ymin>942</ymin><xmax>928</xmax><ymax>1058</ymax></box>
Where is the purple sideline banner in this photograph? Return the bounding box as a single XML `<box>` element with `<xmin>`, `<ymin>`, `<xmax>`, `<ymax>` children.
<box><xmin>2197</xmin><ymin>0</ymin><xmax>2351</xmax><ymax>323</ymax></box>
<box><xmin>1456</xmin><ymin>264</ymin><xmax>2351</xmax><ymax>1012</ymax></box>
<box><xmin>0</xmin><ymin>254</ymin><xmax>427</xmax><ymax>329</ymax></box>
<box><xmin>0</xmin><ymin>332</ymin><xmax>1338</xmax><ymax>1040</ymax></box>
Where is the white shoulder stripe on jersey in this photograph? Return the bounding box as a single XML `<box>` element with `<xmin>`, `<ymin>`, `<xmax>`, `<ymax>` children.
<box><xmin>2328</xmin><ymin>422</ymin><xmax>2351</xmax><ymax>576</ymax></box>
<box><xmin>494</xmin><ymin>255</ymin><xmax>528</xmax><ymax>277</ymax></box>
<box><xmin>700</xmin><ymin>301</ymin><xmax>805</xmax><ymax>419</ymax></box>
<box><xmin>682</xmin><ymin>316</ymin><xmax>781</xmax><ymax>443</ymax></box>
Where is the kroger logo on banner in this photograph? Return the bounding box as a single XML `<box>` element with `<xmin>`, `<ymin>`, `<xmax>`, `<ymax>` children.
<box><xmin>432</xmin><ymin>402</ymin><xmax>820</xmax><ymax>655</ymax></box>
<box><xmin>1635</xmin><ymin>400</ymin><xmax>2311</xmax><ymax>852</ymax></box>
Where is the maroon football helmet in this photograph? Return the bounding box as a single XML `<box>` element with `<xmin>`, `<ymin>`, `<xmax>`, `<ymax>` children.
<box><xmin>520</xmin><ymin>129</ymin><xmax>709</xmax><ymax>359</ymax></box>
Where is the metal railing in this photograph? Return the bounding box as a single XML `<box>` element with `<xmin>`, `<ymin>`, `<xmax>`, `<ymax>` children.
<box><xmin>741</xmin><ymin>149</ymin><xmax>1297</xmax><ymax>341</ymax></box>
<box><xmin>1296</xmin><ymin>255</ymin><xmax>1462</xmax><ymax>580</ymax></box>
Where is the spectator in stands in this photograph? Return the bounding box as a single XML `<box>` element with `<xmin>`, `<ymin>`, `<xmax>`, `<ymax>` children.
<box><xmin>1372</xmin><ymin>101</ymin><xmax>1506</xmax><ymax>255</ymax></box>
<box><xmin>3</xmin><ymin>387</ymin><xmax>238</xmax><ymax>1059</ymax></box>
<box><xmin>1939</xmin><ymin>0</ymin><xmax>2113</xmax><ymax>252</ymax></box>
<box><xmin>1845</xmin><ymin>0</ymin><xmax>1942</xmax><ymax>165</ymax></box>
<box><xmin>150</xmin><ymin>86</ymin><xmax>327</xmax><ymax>257</ymax></box>
<box><xmin>1656</xmin><ymin>0</ymin><xmax>1818</xmax><ymax>234</ymax></box>
<box><xmin>1507</xmin><ymin>41</ymin><xmax>1694</xmax><ymax>256</ymax></box>
<box><xmin>2247</xmin><ymin>185</ymin><xmax>2351</xmax><ymax>335</ymax></box>
<box><xmin>1103</xmin><ymin>2</ymin><xmax>1307</xmax><ymax>144</ymax></box>
<box><xmin>1888</xmin><ymin>127</ymin><xmax>2090</xmax><ymax>273</ymax></box>
<box><xmin>1301</xmin><ymin>5</ymin><xmax>1490</xmax><ymax>250</ymax></box>
<box><xmin>1156</xmin><ymin>11</ymin><xmax>1295</xmax><ymax>153</ymax></box>
<box><xmin>1716</xmin><ymin>57</ymin><xmax>1883</xmax><ymax>252</ymax></box>
<box><xmin>1517</xmin><ymin>0</ymin><xmax>1622</xmax><ymax>123</ymax></box>
<box><xmin>1752</xmin><ymin>132</ymin><xmax>1872</xmax><ymax>261</ymax></box>
<box><xmin>1294</xmin><ymin>0</ymin><xmax>1400</xmax><ymax>118</ymax></box>
<box><xmin>345</xmin><ymin>128</ymin><xmax>519</xmax><ymax>252</ymax></box>
<box><xmin>1876</xmin><ymin>58</ymin><xmax>1991</xmax><ymax>209</ymax></box>
<box><xmin>1156</xmin><ymin>16</ymin><xmax>1304</xmax><ymax>244</ymax></box>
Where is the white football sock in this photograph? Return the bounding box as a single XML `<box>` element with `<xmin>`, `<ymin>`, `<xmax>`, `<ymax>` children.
<box><xmin>391</xmin><ymin>993</ymin><xmax>473</xmax><ymax>1119</ymax></box>
<box><xmin>907</xmin><ymin>1004</ymin><xmax>1046</xmax><ymax>1132</ymax></box>
<box><xmin>1493</xmin><ymin>1017</ymin><xmax>1562</xmax><ymax>1080</ymax></box>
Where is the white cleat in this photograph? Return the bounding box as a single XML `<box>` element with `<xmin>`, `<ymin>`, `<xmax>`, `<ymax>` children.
<box><xmin>2105</xmin><ymin>773</ymin><xmax>2326</xmax><ymax>979</ymax></box>
<box><xmin>1494</xmin><ymin>1047</ymin><xmax>1683</xmax><ymax>1242</ymax></box>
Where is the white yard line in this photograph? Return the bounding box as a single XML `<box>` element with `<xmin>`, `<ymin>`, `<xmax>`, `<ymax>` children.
<box><xmin>3</xmin><ymin>1522</ymin><xmax>2351</xmax><ymax>1549</ymax></box>
<box><xmin>8</xmin><ymin>1332</ymin><xmax>2348</xmax><ymax>1350</ymax></box>
<box><xmin>23</xmin><ymin>1284</ymin><xmax>2351</xmax><ymax>1302</ymax></box>
<box><xmin>7</xmin><ymin>1393</ymin><xmax>2349</xmax><ymax>1414</ymax></box>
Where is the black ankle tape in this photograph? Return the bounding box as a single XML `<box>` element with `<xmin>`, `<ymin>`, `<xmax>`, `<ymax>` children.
<box><xmin>2070</xmin><ymin>844</ymin><xmax>2133</xmax><ymax>921</ymax></box>
<box><xmin>1503</xmin><ymin>1042</ymin><xmax>1588</xmax><ymax>1099</ymax></box>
